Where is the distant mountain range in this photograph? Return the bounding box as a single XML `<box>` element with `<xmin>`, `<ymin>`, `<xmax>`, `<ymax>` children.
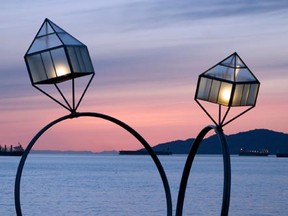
<box><xmin>151</xmin><ymin>129</ymin><xmax>288</xmax><ymax>155</ymax></box>
<box><xmin>30</xmin><ymin>129</ymin><xmax>288</xmax><ymax>155</ymax></box>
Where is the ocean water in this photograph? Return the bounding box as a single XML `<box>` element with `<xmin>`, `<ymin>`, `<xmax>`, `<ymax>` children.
<box><xmin>1</xmin><ymin>154</ymin><xmax>288</xmax><ymax>216</ymax></box>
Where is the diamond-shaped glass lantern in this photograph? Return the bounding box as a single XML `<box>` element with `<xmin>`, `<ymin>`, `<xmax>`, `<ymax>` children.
<box><xmin>24</xmin><ymin>18</ymin><xmax>94</xmax><ymax>85</ymax></box>
<box><xmin>195</xmin><ymin>52</ymin><xmax>260</xmax><ymax>107</ymax></box>
<box><xmin>24</xmin><ymin>18</ymin><xmax>95</xmax><ymax>112</ymax></box>
<box><xmin>195</xmin><ymin>52</ymin><xmax>260</xmax><ymax>127</ymax></box>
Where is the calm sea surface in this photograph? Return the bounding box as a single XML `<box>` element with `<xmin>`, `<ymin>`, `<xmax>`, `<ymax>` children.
<box><xmin>1</xmin><ymin>154</ymin><xmax>287</xmax><ymax>216</ymax></box>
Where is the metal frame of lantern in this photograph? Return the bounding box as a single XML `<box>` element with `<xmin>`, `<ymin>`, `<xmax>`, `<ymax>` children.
<box><xmin>176</xmin><ymin>52</ymin><xmax>260</xmax><ymax>216</ymax></box>
<box><xmin>15</xmin><ymin>19</ymin><xmax>172</xmax><ymax>216</ymax></box>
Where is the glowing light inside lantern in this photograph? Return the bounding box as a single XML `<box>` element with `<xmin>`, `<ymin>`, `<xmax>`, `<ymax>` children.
<box><xmin>218</xmin><ymin>85</ymin><xmax>232</xmax><ymax>106</ymax></box>
<box><xmin>222</xmin><ymin>89</ymin><xmax>231</xmax><ymax>102</ymax></box>
<box><xmin>55</xmin><ymin>65</ymin><xmax>69</xmax><ymax>77</ymax></box>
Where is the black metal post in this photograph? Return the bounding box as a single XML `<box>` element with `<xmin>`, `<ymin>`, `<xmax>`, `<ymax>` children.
<box><xmin>175</xmin><ymin>125</ymin><xmax>231</xmax><ymax>216</ymax></box>
<box><xmin>15</xmin><ymin>112</ymin><xmax>172</xmax><ymax>216</ymax></box>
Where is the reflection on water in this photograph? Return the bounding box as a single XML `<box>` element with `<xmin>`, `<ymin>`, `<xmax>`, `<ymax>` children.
<box><xmin>1</xmin><ymin>154</ymin><xmax>288</xmax><ymax>216</ymax></box>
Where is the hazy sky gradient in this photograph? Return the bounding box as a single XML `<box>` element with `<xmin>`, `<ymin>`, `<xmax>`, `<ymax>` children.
<box><xmin>0</xmin><ymin>0</ymin><xmax>287</xmax><ymax>151</ymax></box>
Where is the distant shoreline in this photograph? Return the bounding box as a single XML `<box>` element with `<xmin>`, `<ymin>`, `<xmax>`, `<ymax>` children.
<box><xmin>26</xmin><ymin>129</ymin><xmax>288</xmax><ymax>155</ymax></box>
<box><xmin>29</xmin><ymin>150</ymin><xmax>284</xmax><ymax>156</ymax></box>
<box><xmin>30</xmin><ymin>150</ymin><xmax>118</xmax><ymax>155</ymax></box>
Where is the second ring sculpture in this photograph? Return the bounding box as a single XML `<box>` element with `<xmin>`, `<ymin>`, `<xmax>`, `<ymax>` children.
<box><xmin>176</xmin><ymin>52</ymin><xmax>260</xmax><ymax>216</ymax></box>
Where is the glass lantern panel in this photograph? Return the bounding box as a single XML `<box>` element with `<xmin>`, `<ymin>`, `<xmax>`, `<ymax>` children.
<box><xmin>221</xmin><ymin>54</ymin><xmax>246</xmax><ymax>68</ymax></box>
<box><xmin>67</xmin><ymin>47</ymin><xmax>80</xmax><ymax>72</ymax></box>
<box><xmin>76</xmin><ymin>47</ymin><xmax>86</xmax><ymax>72</ymax></box>
<box><xmin>67</xmin><ymin>46</ymin><xmax>94</xmax><ymax>73</ymax></box>
<box><xmin>41</xmin><ymin>51</ymin><xmax>56</xmax><ymax>79</ymax></box>
<box><xmin>58</xmin><ymin>33</ymin><xmax>82</xmax><ymax>45</ymax></box>
<box><xmin>205</xmin><ymin>65</ymin><xmax>234</xmax><ymax>81</ymax></box>
<box><xmin>217</xmin><ymin>82</ymin><xmax>232</xmax><ymax>106</ymax></box>
<box><xmin>221</xmin><ymin>55</ymin><xmax>235</xmax><ymax>67</ymax></box>
<box><xmin>50</xmin><ymin>48</ymin><xmax>71</xmax><ymax>78</ymax></box>
<box><xmin>247</xmin><ymin>83</ymin><xmax>259</xmax><ymax>106</ymax></box>
<box><xmin>49</xmin><ymin>21</ymin><xmax>65</xmax><ymax>33</ymax></box>
<box><xmin>209</xmin><ymin>80</ymin><xmax>221</xmax><ymax>103</ymax></box>
<box><xmin>38</xmin><ymin>22</ymin><xmax>54</xmax><ymax>37</ymax></box>
<box><xmin>80</xmin><ymin>47</ymin><xmax>94</xmax><ymax>72</ymax></box>
<box><xmin>196</xmin><ymin>77</ymin><xmax>212</xmax><ymax>101</ymax></box>
<box><xmin>75</xmin><ymin>47</ymin><xmax>90</xmax><ymax>72</ymax></box>
<box><xmin>26</xmin><ymin>54</ymin><xmax>47</xmax><ymax>83</ymax></box>
<box><xmin>235</xmin><ymin>68</ymin><xmax>256</xmax><ymax>82</ymax></box>
<box><xmin>231</xmin><ymin>84</ymin><xmax>244</xmax><ymax>106</ymax></box>
<box><xmin>222</xmin><ymin>67</ymin><xmax>235</xmax><ymax>81</ymax></box>
<box><xmin>75</xmin><ymin>47</ymin><xmax>86</xmax><ymax>72</ymax></box>
<box><xmin>27</xmin><ymin>34</ymin><xmax>62</xmax><ymax>54</ymax></box>
<box><xmin>235</xmin><ymin>57</ymin><xmax>246</xmax><ymax>67</ymax></box>
<box><xmin>241</xmin><ymin>84</ymin><xmax>250</xmax><ymax>105</ymax></box>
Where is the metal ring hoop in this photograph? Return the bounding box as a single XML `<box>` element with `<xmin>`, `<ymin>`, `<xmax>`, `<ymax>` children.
<box><xmin>15</xmin><ymin>112</ymin><xmax>172</xmax><ymax>216</ymax></box>
<box><xmin>176</xmin><ymin>125</ymin><xmax>231</xmax><ymax>216</ymax></box>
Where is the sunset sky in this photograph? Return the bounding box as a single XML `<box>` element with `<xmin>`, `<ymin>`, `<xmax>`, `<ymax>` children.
<box><xmin>0</xmin><ymin>0</ymin><xmax>287</xmax><ymax>152</ymax></box>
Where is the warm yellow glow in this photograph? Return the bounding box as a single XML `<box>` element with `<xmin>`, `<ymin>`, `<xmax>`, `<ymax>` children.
<box><xmin>55</xmin><ymin>65</ymin><xmax>69</xmax><ymax>77</ymax></box>
<box><xmin>218</xmin><ymin>85</ymin><xmax>232</xmax><ymax>105</ymax></box>
<box><xmin>222</xmin><ymin>89</ymin><xmax>231</xmax><ymax>101</ymax></box>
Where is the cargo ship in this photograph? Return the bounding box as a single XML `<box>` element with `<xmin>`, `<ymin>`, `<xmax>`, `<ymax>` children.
<box><xmin>238</xmin><ymin>148</ymin><xmax>269</xmax><ymax>156</ymax></box>
<box><xmin>0</xmin><ymin>143</ymin><xmax>24</xmax><ymax>156</ymax></box>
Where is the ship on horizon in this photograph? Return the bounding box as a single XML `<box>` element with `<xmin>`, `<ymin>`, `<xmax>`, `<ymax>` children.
<box><xmin>238</xmin><ymin>148</ymin><xmax>269</xmax><ymax>156</ymax></box>
<box><xmin>0</xmin><ymin>143</ymin><xmax>24</xmax><ymax>156</ymax></box>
